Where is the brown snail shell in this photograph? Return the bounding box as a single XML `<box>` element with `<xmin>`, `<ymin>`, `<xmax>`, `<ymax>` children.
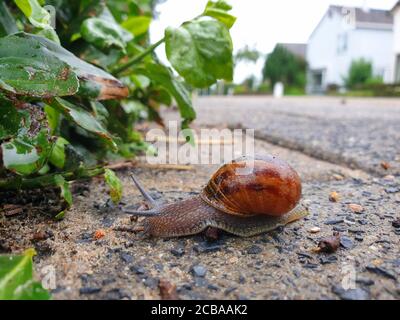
<box><xmin>200</xmin><ymin>155</ymin><xmax>302</xmax><ymax>217</ymax></box>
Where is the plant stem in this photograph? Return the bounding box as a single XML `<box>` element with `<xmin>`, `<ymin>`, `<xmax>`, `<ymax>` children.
<box><xmin>112</xmin><ymin>38</ymin><xmax>165</xmax><ymax>76</ymax></box>
<box><xmin>0</xmin><ymin>167</ymin><xmax>105</xmax><ymax>190</ymax></box>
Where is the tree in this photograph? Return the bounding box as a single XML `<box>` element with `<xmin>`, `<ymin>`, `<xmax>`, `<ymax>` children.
<box><xmin>262</xmin><ymin>45</ymin><xmax>306</xmax><ymax>88</ymax></box>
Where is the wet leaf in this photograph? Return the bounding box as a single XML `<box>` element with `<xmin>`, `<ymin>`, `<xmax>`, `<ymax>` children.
<box><xmin>14</xmin><ymin>0</ymin><xmax>59</xmax><ymax>43</ymax></box>
<box><xmin>54</xmin><ymin>174</ymin><xmax>72</xmax><ymax>206</ymax></box>
<box><xmin>49</xmin><ymin>137</ymin><xmax>69</xmax><ymax>169</ymax></box>
<box><xmin>203</xmin><ymin>0</ymin><xmax>236</xmax><ymax>29</ymax></box>
<box><xmin>1</xmin><ymin>129</ymin><xmax>53</xmax><ymax>175</ymax></box>
<box><xmin>0</xmin><ymin>33</ymin><xmax>79</xmax><ymax>98</ymax></box>
<box><xmin>165</xmin><ymin>18</ymin><xmax>233</xmax><ymax>88</ymax></box>
<box><xmin>81</xmin><ymin>17</ymin><xmax>132</xmax><ymax>51</ymax></box>
<box><xmin>0</xmin><ymin>98</ymin><xmax>28</xmax><ymax>140</ymax></box>
<box><xmin>14</xmin><ymin>0</ymin><xmax>51</xmax><ymax>28</ymax></box>
<box><xmin>3</xmin><ymin>32</ymin><xmax>128</xmax><ymax>100</ymax></box>
<box><xmin>0</xmin><ymin>248</ymin><xmax>51</xmax><ymax>300</ymax></box>
<box><xmin>121</xmin><ymin>16</ymin><xmax>152</xmax><ymax>36</ymax></box>
<box><xmin>0</xmin><ymin>2</ymin><xmax>18</xmax><ymax>36</ymax></box>
<box><xmin>51</xmin><ymin>98</ymin><xmax>117</xmax><ymax>150</ymax></box>
<box><xmin>104</xmin><ymin>168</ymin><xmax>122</xmax><ymax>203</ymax></box>
<box><xmin>1</xmin><ymin>100</ymin><xmax>53</xmax><ymax>175</ymax></box>
<box><xmin>136</xmin><ymin>62</ymin><xmax>196</xmax><ymax>123</ymax></box>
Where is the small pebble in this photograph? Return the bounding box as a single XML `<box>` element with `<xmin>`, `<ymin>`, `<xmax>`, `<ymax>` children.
<box><xmin>332</xmin><ymin>285</ymin><xmax>369</xmax><ymax>300</ymax></box>
<box><xmin>120</xmin><ymin>252</ymin><xmax>133</xmax><ymax>264</ymax></box>
<box><xmin>329</xmin><ymin>191</ymin><xmax>340</xmax><ymax>202</ymax></box>
<box><xmin>308</xmin><ymin>227</ymin><xmax>321</xmax><ymax>234</ymax></box>
<box><xmin>247</xmin><ymin>245</ymin><xmax>262</xmax><ymax>255</ymax></box>
<box><xmin>130</xmin><ymin>265</ymin><xmax>145</xmax><ymax>275</ymax></box>
<box><xmin>380</xmin><ymin>161</ymin><xmax>391</xmax><ymax>170</ymax></box>
<box><xmin>356</xmin><ymin>278</ymin><xmax>375</xmax><ymax>286</ymax></box>
<box><xmin>191</xmin><ymin>265</ymin><xmax>207</xmax><ymax>277</ymax></box>
<box><xmin>79</xmin><ymin>287</ymin><xmax>101</xmax><ymax>295</ymax></box>
<box><xmin>171</xmin><ymin>247</ymin><xmax>185</xmax><ymax>257</ymax></box>
<box><xmin>325</xmin><ymin>219</ymin><xmax>344</xmax><ymax>225</ymax></box>
<box><xmin>348</xmin><ymin>204</ymin><xmax>364</xmax><ymax>214</ymax></box>
<box><xmin>365</xmin><ymin>266</ymin><xmax>397</xmax><ymax>281</ymax></box>
<box><xmin>319</xmin><ymin>255</ymin><xmax>338</xmax><ymax>264</ymax></box>
<box><xmin>340</xmin><ymin>236</ymin><xmax>354</xmax><ymax>249</ymax></box>
<box><xmin>392</xmin><ymin>218</ymin><xmax>400</xmax><ymax>229</ymax></box>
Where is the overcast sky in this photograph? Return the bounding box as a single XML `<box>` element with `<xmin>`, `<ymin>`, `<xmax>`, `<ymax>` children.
<box><xmin>150</xmin><ymin>0</ymin><xmax>398</xmax><ymax>83</ymax></box>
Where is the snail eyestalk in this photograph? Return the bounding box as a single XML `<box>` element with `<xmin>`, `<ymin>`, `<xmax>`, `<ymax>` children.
<box><xmin>130</xmin><ymin>174</ymin><xmax>158</xmax><ymax>207</ymax></box>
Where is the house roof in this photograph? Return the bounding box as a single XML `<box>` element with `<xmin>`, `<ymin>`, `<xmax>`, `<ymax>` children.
<box><xmin>329</xmin><ymin>5</ymin><xmax>393</xmax><ymax>25</ymax></box>
<box><xmin>309</xmin><ymin>5</ymin><xmax>393</xmax><ymax>39</ymax></box>
<box><xmin>391</xmin><ymin>1</ymin><xmax>400</xmax><ymax>13</ymax></box>
<box><xmin>277</xmin><ymin>43</ymin><xmax>307</xmax><ymax>59</ymax></box>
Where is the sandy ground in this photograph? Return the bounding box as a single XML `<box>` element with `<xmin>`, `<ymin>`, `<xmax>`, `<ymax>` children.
<box><xmin>0</xmin><ymin>97</ymin><xmax>399</xmax><ymax>300</ymax></box>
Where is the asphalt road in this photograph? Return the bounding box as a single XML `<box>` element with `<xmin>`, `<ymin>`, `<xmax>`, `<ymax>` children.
<box><xmin>192</xmin><ymin>96</ymin><xmax>400</xmax><ymax>176</ymax></box>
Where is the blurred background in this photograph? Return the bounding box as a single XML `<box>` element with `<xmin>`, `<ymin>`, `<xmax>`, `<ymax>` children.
<box><xmin>151</xmin><ymin>0</ymin><xmax>400</xmax><ymax>97</ymax></box>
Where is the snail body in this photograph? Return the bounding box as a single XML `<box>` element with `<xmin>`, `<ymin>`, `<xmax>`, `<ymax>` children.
<box><xmin>124</xmin><ymin>155</ymin><xmax>307</xmax><ymax>238</ymax></box>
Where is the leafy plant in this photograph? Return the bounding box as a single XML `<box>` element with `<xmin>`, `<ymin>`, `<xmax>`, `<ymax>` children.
<box><xmin>345</xmin><ymin>58</ymin><xmax>374</xmax><ymax>88</ymax></box>
<box><xmin>0</xmin><ymin>248</ymin><xmax>51</xmax><ymax>300</ymax></box>
<box><xmin>344</xmin><ymin>58</ymin><xmax>385</xmax><ymax>89</ymax></box>
<box><xmin>0</xmin><ymin>0</ymin><xmax>235</xmax><ymax>214</ymax></box>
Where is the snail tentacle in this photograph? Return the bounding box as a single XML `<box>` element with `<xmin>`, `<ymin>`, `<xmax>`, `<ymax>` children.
<box><xmin>130</xmin><ymin>174</ymin><xmax>158</xmax><ymax>207</ymax></box>
<box><xmin>121</xmin><ymin>207</ymin><xmax>161</xmax><ymax>216</ymax></box>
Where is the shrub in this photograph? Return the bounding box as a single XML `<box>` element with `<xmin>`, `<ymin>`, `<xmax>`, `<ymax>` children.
<box><xmin>345</xmin><ymin>58</ymin><xmax>376</xmax><ymax>88</ymax></box>
<box><xmin>0</xmin><ymin>0</ymin><xmax>236</xmax><ymax>214</ymax></box>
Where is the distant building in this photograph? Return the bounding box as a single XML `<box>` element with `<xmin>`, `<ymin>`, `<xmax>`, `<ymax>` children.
<box><xmin>306</xmin><ymin>5</ymin><xmax>393</xmax><ymax>94</ymax></box>
<box><xmin>276</xmin><ymin>43</ymin><xmax>307</xmax><ymax>60</ymax></box>
<box><xmin>392</xmin><ymin>1</ymin><xmax>400</xmax><ymax>82</ymax></box>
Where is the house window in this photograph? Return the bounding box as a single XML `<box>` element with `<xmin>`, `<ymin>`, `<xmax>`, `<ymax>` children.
<box><xmin>337</xmin><ymin>33</ymin><xmax>348</xmax><ymax>54</ymax></box>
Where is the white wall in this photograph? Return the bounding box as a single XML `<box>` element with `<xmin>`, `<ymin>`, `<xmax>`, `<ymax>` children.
<box><xmin>307</xmin><ymin>10</ymin><xmax>343</xmax><ymax>91</ymax></box>
<box><xmin>350</xmin><ymin>28</ymin><xmax>393</xmax><ymax>82</ymax></box>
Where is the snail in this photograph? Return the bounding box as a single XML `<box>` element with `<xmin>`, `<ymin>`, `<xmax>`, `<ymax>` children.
<box><xmin>123</xmin><ymin>155</ymin><xmax>308</xmax><ymax>238</ymax></box>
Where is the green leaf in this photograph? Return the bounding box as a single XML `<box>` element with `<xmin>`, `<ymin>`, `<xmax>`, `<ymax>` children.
<box><xmin>203</xmin><ymin>0</ymin><xmax>236</xmax><ymax>29</ymax></box>
<box><xmin>14</xmin><ymin>0</ymin><xmax>60</xmax><ymax>43</ymax></box>
<box><xmin>104</xmin><ymin>169</ymin><xmax>122</xmax><ymax>203</ymax></box>
<box><xmin>1</xmin><ymin>32</ymin><xmax>128</xmax><ymax>100</ymax></box>
<box><xmin>44</xmin><ymin>104</ymin><xmax>60</xmax><ymax>135</ymax></box>
<box><xmin>0</xmin><ymin>98</ymin><xmax>28</xmax><ymax>140</ymax></box>
<box><xmin>165</xmin><ymin>19</ymin><xmax>233</xmax><ymax>88</ymax></box>
<box><xmin>1</xmin><ymin>99</ymin><xmax>53</xmax><ymax>176</ymax></box>
<box><xmin>0</xmin><ymin>248</ymin><xmax>51</xmax><ymax>300</ymax></box>
<box><xmin>81</xmin><ymin>17</ymin><xmax>132</xmax><ymax>51</ymax></box>
<box><xmin>1</xmin><ymin>129</ymin><xmax>53</xmax><ymax>175</ymax></box>
<box><xmin>51</xmin><ymin>98</ymin><xmax>117</xmax><ymax>150</ymax></box>
<box><xmin>0</xmin><ymin>2</ymin><xmax>18</xmax><ymax>36</ymax></box>
<box><xmin>14</xmin><ymin>0</ymin><xmax>51</xmax><ymax>28</ymax></box>
<box><xmin>49</xmin><ymin>137</ymin><xmax>69</xmax><ymax>169</ymax></box>
<box><xmin>136</xmin><ymin>62</ymin><xmax>196</xmax><ymax>123</ymax></box>
<box><xmin>0</xmin><ymin>34</ymin><xmax>79</xmax><ymax>98</ymax></box>
<box><xmin>121</xmin><ymin>16</ymin><xmax>152</xmax><ymax>36</ymax></box>
<box><xmin>54</xmin><ymin>174</ymin><xmax>72</xmax><ymax>206</ymax></box>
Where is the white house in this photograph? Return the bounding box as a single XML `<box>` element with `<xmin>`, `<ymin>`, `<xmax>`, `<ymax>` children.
<box><xmin>392</xmin><ymin>1</ymin><xmax>400</xmax><ymax>82</ymax></box>
<box><xmin>306</xmin><ymin>5</ymin><xmax>393</xmax><ymax>93</ymax></box>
